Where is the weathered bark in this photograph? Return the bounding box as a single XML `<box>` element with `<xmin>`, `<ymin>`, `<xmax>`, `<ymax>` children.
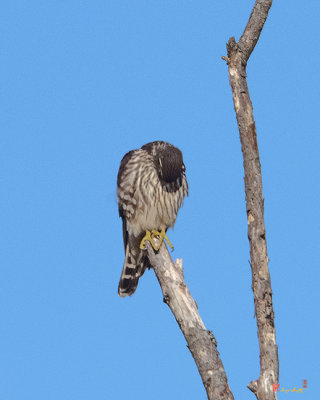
<box><xmin>146</xmin><ymin>241</ymin><xmax>234</xmax><ymax>400</ymax></box>
<box><xmin>222</xmin><ymin>1</ymin><xmax>279</xmax><ymax>399</ymax></box>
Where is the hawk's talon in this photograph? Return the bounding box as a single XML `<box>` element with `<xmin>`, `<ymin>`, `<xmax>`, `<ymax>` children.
<box><xmin>140</xmin><ymin>229</ymin><xmax>175</xmax><ymax>251</ymax></box>
<box><xmin>140</xmin><ymin>230</ymin><xmax>159</xmax><ymax>251</ymax></box>
<box><xmin>152</xmin><ymin>229</ymin><xmax>174</xmax><ymax>251</ymax></box>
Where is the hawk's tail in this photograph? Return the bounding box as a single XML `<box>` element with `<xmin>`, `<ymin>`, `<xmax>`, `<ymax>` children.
<box><xmin>118</xmin><ymin>241</ymin><xmax>148</xmax><ymax>297</ymax></box>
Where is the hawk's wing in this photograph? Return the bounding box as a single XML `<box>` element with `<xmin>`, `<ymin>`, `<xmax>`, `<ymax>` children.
<box><xmin>117</xmin><ymin>149</ymin><xmax>135</xmax><ymax>253</ymax></box>
<box><xmin>119</xmin><ymin>205</ymin><xmax>128</xmax><ymax>254</ymax></box>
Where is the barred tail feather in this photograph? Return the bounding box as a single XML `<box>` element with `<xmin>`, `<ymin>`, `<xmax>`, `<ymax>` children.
<box><xmin>118</xmin><ymin>243</ymin><xmax>148</xmax><ymax>297</ymax></box>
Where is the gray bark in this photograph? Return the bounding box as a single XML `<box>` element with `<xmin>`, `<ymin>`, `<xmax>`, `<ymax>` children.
<box><xmin>222</xmin><ymin>1</ymin><xmax>279</xmax><ymax>399</ymax></box>
<box><xmin>146</xmin><ymin>241</ymin><xmax>234</xmax><ymax>400</ymax></box>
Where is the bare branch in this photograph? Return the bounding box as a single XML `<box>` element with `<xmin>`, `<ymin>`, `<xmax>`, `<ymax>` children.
<box><xmin>146</xmin><ymin>241</ymin><xmax>234</xmax><ymax>400</ymax></box>
<box><xmin>223</xmin><ymin>1</ymin><xmax>279</xmax><ymax>400</ymax></box>
<box><xmin>239</xmin><ymin>0</ymin><xmax>273</xmax><ymax>62</ymax></box>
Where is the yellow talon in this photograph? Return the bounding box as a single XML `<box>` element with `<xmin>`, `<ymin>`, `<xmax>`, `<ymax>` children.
<box><xmin>140</xmin><ymin>229</ymin><xmax>174</xmax><ymax>251</ymax></box>
<box><xmin>151</xmin><ymin>229</ymin><xmax>175</xmax><ymax>251</ymax></box>
<box><xmin>140</xmin><ymin>230</ymin><xmax>158</xmax><ymax>250</ymax></box>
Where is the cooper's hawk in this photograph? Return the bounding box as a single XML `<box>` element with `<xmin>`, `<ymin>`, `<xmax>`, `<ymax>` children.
<box><xmin>117</xmin><ymin>141</ymin><xmax>188</xmax><ymax>297</ymax></box>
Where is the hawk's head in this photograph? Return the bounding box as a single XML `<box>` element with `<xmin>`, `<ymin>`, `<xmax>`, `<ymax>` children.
<box><xmin>142</xmin><ymin>141</ymin><xmax>186</xmax><ymax>192</ymax></box>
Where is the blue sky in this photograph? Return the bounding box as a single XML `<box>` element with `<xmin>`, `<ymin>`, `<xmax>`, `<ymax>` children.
<box><xmin>1</xmin><ymin>1</ymin><xmax>319</xmax><ymax>399</ymax></box>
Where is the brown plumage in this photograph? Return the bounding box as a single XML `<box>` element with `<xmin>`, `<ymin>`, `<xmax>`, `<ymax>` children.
<box><xmin>117</xmin><ymin>141</ymin><xmax>188</xmax><ymax>297</ymax></box>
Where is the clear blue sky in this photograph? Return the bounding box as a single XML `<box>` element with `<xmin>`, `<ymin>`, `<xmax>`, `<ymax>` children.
<box><xmin>1</xmin><ymin>1</ymin><xmax>319</xmax><ymax>399</ymax></box>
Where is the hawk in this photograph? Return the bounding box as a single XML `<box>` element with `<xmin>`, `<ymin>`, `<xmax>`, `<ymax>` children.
<box><xmin>117</xmin><ymin>141</ymin><xmax>188</xmax><ymax>297</ymax></box>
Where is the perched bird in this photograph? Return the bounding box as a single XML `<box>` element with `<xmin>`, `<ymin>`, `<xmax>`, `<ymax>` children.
<box><xmin>117</xmin><ymin>141</ymin><xmax>188</xmax><ymax>297</ymax></box>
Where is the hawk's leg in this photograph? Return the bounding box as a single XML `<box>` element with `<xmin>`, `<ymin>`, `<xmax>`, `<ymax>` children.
<box><xmin>139</xmin><ymin>229</ymin><xmax>174</xmax><ymax>251</ymax></box>
<box><xmin>151</xmin><ymin>229</ymin><xmax>174</xmax><ymax>251</ymax></box>
<box><xmin>140</xmin><ymin>230</ymin><xmax>159</xmax><ymax>251</ymax></box>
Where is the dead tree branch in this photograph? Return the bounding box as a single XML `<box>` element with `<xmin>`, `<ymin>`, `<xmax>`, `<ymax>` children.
<box><xmin>222</xmin><ymin>1</ymin><xmax>279</xmax><ymax>399</ymax></box>
<box><xmin>146</xmin><ymin>241</ymin><xmax>234</xmax><ymax>400</ymax></box>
